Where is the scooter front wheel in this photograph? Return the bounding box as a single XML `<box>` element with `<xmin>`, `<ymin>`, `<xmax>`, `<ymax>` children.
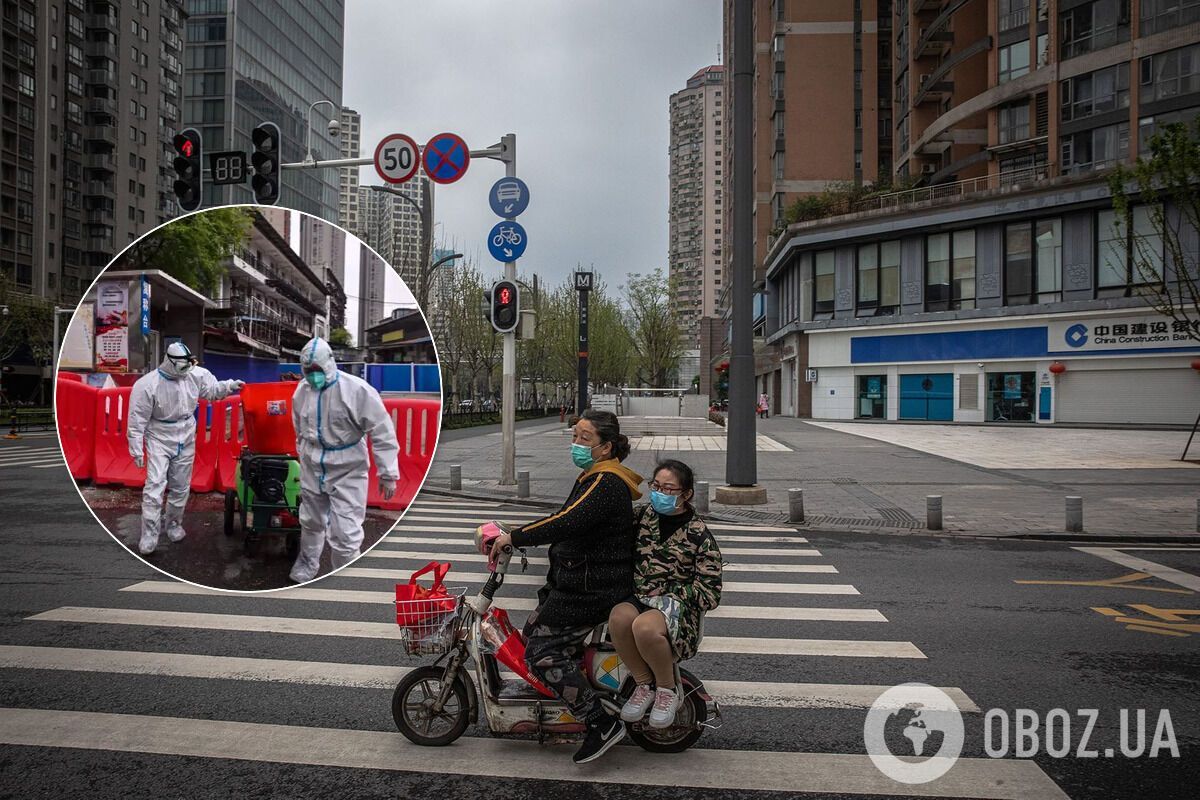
<box><xmin>392</xmin><ymin>665</ymin><xmax>471</xmax><ymax>746</ymax></box>
<box><xmin>627</xmin><ymin>688</ymin><xmax>707</xmax><ymax>753</ymax></box>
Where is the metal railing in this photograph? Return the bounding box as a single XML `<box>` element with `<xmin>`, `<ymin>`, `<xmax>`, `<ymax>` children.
<box><xmin>858</xmin><ymin>165</ymin><xmax>1052</xmax><ymax>213</ymax></box>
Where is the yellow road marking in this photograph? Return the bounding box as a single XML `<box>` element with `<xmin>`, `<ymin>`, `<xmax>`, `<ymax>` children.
<box><xmin>1015</xmin><ymin>572</ymin><xmax>1194</xmax><ymax>594</ymax></box>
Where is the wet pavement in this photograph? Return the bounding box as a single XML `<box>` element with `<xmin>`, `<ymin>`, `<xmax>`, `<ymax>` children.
<box><xmin>80</xmin><ymin>485</ymin><xmax>399</xmax><ymax>591</ymax></box>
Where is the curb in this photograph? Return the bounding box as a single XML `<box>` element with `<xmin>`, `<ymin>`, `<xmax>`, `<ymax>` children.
<box><xmin>417</xmin><ymin>488</ymin><xmax>1200</xmax><ymax>543</ymax></box>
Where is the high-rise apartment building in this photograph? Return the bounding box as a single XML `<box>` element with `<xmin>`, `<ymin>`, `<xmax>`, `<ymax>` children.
<box><xmin>299</xmin><ymin>211</ymin><xmax>346</xmax><ymax>332</ymax></box>
<box><xmin>668</xmin><ymin>65</ymin><xmax>726</xmax><ymax>348</ymax></box>
<box><xmin>2</xmin><ymin>0</ymin><xmax>186</xmax><ymax>305</ymax></box>
<box><xmin>761</xmin><ymin>0</ymin><xmax>1200</xmax><ymax>424</ymax></box>
<box><xmin>357</xmin><ymin>242</ymin><xmax>387</xmax><ymax>345</ymax></box>
<box><xmin>338</xmin><ymin>106</ymin><xmax>360</xmax><ymax>236</ymax></box>
<box><xmin>181</xmin><ymin>0</ymin><xmax>345</xmax><ymax>222</ymax></box>
<box><xmin>356</xmin><ymin>175</ymin><xmax>432</xmax><ymax>297</ymax></box>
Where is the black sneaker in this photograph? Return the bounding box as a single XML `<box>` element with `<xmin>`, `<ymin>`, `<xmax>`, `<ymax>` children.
<box><xmin>573</xmin><ymin>714</ymin><xmax>625</xmax><ymax>764</ymax></box>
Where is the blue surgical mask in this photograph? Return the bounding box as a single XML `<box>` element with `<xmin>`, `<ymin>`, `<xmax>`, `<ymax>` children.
<box><xmin>571</xmin><ymin>442</ymin><xmax>597</xmax><ymax>469</ymax></box>
<box><xmin>306</xmin><ymin>371</ymin><xmax>326</xmax><ymax>390</ymax></box>
<box><xmin>650</xmin><ymin>490</ymin><xmax>678</xmax><ymax>515</ymax></box>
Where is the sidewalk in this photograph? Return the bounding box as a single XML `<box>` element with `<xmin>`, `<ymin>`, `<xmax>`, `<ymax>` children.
<box><xmin>423</xmin><ymin>416</ymin><xmax>1200</xmax><ymax>541</ymax></box>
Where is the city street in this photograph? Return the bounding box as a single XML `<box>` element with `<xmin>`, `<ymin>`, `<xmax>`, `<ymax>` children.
<box><xmin>1</xmin><ymin>450</ymin><xmax>1196</xmax><ymax>799</ymax></box>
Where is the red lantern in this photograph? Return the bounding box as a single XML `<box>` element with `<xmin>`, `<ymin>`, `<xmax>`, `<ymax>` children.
<box><xmin>1191</xmin><ymin>359</ymin><xmax>1200</xmax><ymax>372</ymax></box>
<box><xmin>1049</xmin><ymin>361</ymin><xmax>1066</xmax><ymax>375</ymax></box>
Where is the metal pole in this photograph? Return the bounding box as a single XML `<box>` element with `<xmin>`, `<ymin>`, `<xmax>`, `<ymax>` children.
<box><xmin>726</xmin><ymin>0</ymin><xmax>758</xmax><ymax>490</ymax></box>
<box><xmin>577</xmin><ymin>284</ymin><xmax>589</xmax><ymax>415</ymax></box>
<box><xmin>500</xmin><ymin>133</ymin><xmax>517</xmax><ymax>485</ymax></box>
<box><xmin>517</xmin><ymin>469</ymin><xmax>530</xmax><ymax>498</ymax></box>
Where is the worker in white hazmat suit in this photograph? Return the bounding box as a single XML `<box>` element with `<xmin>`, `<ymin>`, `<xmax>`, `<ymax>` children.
<box><xmin>289</xmin><ymin>337</ymin><xmax>400</xmax><ymax>583</ymax></box>
<box><xmin>127</xmin><ymin>342</ymin><xmax>244</xmax><ymax>555</ymax></box>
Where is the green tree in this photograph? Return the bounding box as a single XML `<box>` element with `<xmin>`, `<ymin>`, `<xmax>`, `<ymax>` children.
<box><xmin>0</xmin><ymin>274</ymin><xmax>52</xmax><ymax>366</ymax></box>
<box><xmin>624</xmin><ymin>269</ymin><xmax>683</xmax><ymax>387</ymax></box>
<box><xmin>1108</xmin><ymin>119</ymin><xmax>1200</xmax><ymax>344</ymax></box>
<box><xmin>329</xmin><ymin>326</ymin><xmax>353</xmax><ymax>347</ymax></box>
<box><xmin>120</xmin><ymin>207</ymin><xmax>254</xmax><ymax>294</ymax></box>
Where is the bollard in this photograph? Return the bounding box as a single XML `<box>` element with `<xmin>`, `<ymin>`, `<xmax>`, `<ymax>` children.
<box><xmin>449</xmin><ymin>464</ymin><xmax>462</xmax><ymax>491</ymax></box>
<box><xmin>694</xmin><ymin>480</ymin><xmax>709</xmax><ymax>514</ymax></box>
<box><xmin>1196</xmin><ymin>498</ymin><xmax>1200</xmax><ymax>534</ymax></box>
<box><xmin>926</xmin><ymin>495</ymin><xmax>943</xmax><ymax>531</ymax></box>
<box><xmin>1066</xmin><ymin>496</ymin><xmax>1083</xmax><ymax>533</ymax></box>
<box><xmin>517</xmin><ymin>469</ymin><xmax>530</xmax><ymax>498</ymax></box>
<box><xmin>788</xmin><ymin>488</ymin><xmax>805</xmax><ymax>524</ymax></box>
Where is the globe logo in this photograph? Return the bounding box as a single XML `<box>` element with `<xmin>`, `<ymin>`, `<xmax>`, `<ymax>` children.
<box><xmin>863</xmin><ymin>683</ymin><xmax>965</xmax><ymax>785</ymax></box>
<box><xmin>1065</xmin><ymin>323</ymin><xmax>1089</xmax><ymax>348</ymax></box>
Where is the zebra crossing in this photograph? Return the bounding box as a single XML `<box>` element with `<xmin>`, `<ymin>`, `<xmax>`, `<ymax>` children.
<box><xmin>0</xmin><ymin>496</ymin><xmax>1068</xmax><ymax>798</ymax></box>
<box><xmin>0</xmin><ymin>439</ymin><xmax>65</xmax><ymax>470</ymax></box>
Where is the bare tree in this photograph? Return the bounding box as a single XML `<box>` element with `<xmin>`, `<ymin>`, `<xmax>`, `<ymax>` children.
<box><xmin>1108</xmin><ymin>119</ymin><xmax>1200</xmax><ymax>344</ymax></box>
<box><xmin>623</xmin><ymin>269</ymin><xmax>683</xmax><ymax>387</ymax></box>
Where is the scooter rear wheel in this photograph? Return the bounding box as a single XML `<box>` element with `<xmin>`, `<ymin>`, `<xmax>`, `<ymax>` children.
<box><xmin>392</xmin><ymin>665</ymin><xmax>471</xmax><ymax>746</ymax></box>
<box><xmin>627</xmin><ymin>687</ymin><xmax>707</xmax><ymax>753</ymax></box>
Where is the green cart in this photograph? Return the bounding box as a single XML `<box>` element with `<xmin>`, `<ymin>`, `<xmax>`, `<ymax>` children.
<box><xmin>224</xmin><ymin>450</ymin><xmax>302</xmax><ymax>558</ymax></box>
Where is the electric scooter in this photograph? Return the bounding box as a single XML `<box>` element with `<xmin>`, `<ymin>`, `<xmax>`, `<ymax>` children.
<box><xmin>390</xmin><ymin>522</ymin><xmax>722</xmax><ymax>751</ymax></box>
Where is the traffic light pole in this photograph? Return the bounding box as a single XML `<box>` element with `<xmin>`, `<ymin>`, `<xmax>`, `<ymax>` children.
<box><xmin>280</xmin><ymin>134</ymin><xmax>520</xmax><ymax>486</ymax></box>
<box><xmin>498</xmin><ymin>134</ymin><xmax>518</xmax><ymax>486</ymax></box>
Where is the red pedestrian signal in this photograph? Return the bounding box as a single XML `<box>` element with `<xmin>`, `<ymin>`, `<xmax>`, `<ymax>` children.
<box><xmin>490</xmin><ymin>280</ymin><xmax>519</xmax><ymax>333</ymax></box>
<box><xmin>171</xmin><ymin>128</ymin><xmax>203</xmax><ymax>212</ymax></box>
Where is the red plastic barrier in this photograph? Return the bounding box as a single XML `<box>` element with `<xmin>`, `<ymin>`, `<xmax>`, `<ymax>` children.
<box><xmin>55</xmin><ymin>377</ymin><xmax>97</xmax><ymax>480</ymax></box>
<box><xmin>240</xmin><ymin>381</ymin><xmax>299</xmax><ymax>457</ymax></box>
<box><xmin>57</xmin><ymin>372</ymin><xmax>83</xmax><ymax>383</ymax></box>
<box><xmin>367</xmin><ymin>397</ymin><xmax>442</xmax><ymax>511</ymax></box>
<box><xmin>190</xmin><ymin>399</ymin><xmax>218</xmax><ymax>493</ymax></box>
<box><xmin>92</xmin><ymin>387</ymin><xmax>146</xmax><ymax>487</ymax></box>
<box><xmin>213</xmin><ymin>395</ymin><xmax>245</xmax><ymax>491</ymax></box>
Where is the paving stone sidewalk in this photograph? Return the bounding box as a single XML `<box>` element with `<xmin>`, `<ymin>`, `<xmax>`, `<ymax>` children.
<box><xmin>423</xmin><ymin>416</ymin><xmax>1200</xmax><ymax>541</ymax></box>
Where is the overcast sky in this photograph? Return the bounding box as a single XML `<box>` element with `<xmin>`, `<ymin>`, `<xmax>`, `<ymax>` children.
<box><xmin>342</xmin><ymin>0</ymin><xmax>723</xmax><ymax>296</ymax></box>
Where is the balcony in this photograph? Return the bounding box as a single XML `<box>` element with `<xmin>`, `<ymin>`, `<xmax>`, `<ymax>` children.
<box><xmin>916</xmin><ymin>28</ymin><xmax>953</xmax><ymax>57</ymax></box>
<box><xmin>857</xmin><ymin>164</ymin><xmax>1053</xmax><ymax>213</ymax></box>
<box><xmin>86</xmin><ymin>14</ymin><xmax>119</xmax><ymax>33</ymax></box>
<box><xmin>85</xmin><ymin>180</ymin><xmax>116</xmax><ymax>199</ymax></box>
<box><xmin>86</xmin><ymin>39</ymin><xmax>119</xmax><ymax>62</ymax></box>
<box><xmin>87</xmin><ymin>96</ymin><xmax>117</xmax><ymax>117</ymax></box>
<box><xmin>999</xmin><ymin>5</ymin><xmax>1030</xmax><ymax>32</ymax></box>
<box><xmin>87</xmin><ymin>69</ymin><xmax>118</xmax><ymax>89</ymax></box>
<box><xmin>85</xmin><ymin>153</ymin><xmax>117</xmax><ymax>172</ymax></box>
<box><xmin>85</xmin><ymin>207</ymin><xmax>114</xmax><ymax>224</ymax></box>
<box><xmin>912</xmin><ymin>35</ymin><xmax>991</xmax><ymax>106</ymax></box>
<box><xmin>85</xmin><ymin>124</ymin><xmax>117</xmax><ymax>145</ymax></box>
<box><xmin>916</xmin><ymin>0</ymin><xmax>944</xmax><ymax>12</ymax></box>
<box><xmin>85</xmin><ymin>233</ymin><xmax>115</xmax><ymax>253</ymax></box>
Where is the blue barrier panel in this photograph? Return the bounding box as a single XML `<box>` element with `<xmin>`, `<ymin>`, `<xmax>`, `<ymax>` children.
<box><xmin>203</xmin><ymin>351</ymin><xmax>282</xmax><ymax>383</ymax></box>
<box><xmin>414</xmin><ymin>364</ymin><xmax>441</xmax><ymax>393</ymax></box>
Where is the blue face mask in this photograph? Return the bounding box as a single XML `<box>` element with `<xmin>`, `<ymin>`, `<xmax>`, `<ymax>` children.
<box><xmin>650</xmin><ymin>490</ymin><xmax>679</xmax><ymax>515</ymax></box>
<box><xmin>571</xmin><ymin>442</ymin><xmax>597</xmax><ymax>469</ymax></box>
<box><xmin>306</xmin><ymin>371</ymin><xmax>326</xmax><ymax>390</ymax></box>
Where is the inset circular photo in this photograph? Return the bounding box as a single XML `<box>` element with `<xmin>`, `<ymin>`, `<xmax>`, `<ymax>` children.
<box><xmin>54</xmin><ymin>206</ymin><xmax>441</xmax><ymax>590</ymax></box>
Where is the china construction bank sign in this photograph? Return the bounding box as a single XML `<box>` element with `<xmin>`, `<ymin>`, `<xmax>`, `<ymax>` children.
<box><xmin>1048</xmin><ymin>315</ymin><xmax>1200</xmax><ymax>354</ymax></box>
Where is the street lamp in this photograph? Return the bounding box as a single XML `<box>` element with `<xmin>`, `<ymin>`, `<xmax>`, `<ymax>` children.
<box><xmin>365</xmin><ymin>184</ymin><xmax>456</xmax><ymax>312</ymax></box>
<box><xmin>304</xmin><ymin>99</ymin><xmax>339</xmax><ymax>166</ymax></box>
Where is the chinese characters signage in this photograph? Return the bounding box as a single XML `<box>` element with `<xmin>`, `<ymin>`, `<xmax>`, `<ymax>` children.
<box><xmin>94</xmin><ymin>281</ymin><xmax>129</xmax><ymax>373</ymax></box>
<box><xmin>1048</xmin><ymin>315</ymin><xmax>1200</xmax><ymax>353</ymax></box>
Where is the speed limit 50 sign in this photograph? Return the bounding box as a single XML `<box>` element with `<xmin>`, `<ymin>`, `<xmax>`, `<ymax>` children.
<box><xmin>374</xmin><ymin>133</ymin><xmax>419</xmax><ymax>184</ymax></box>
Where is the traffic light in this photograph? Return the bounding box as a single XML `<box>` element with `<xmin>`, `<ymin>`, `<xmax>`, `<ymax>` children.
<box><xmin>490</xmin><ymin>279</ymin><xmax>519</xmax><ymax>333</ymax></box>
<box><xmin>171</xmin><ymin>128</ymin><xmax>203</xmax><ymax>212</ymax></box>
<box><xmin>250</xmin><ymin>122</ymin><xmax>281</xmax><ymax>205</ymax></box>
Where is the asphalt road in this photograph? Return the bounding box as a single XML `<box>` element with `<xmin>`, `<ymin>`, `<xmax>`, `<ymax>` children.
<box><xmin>1</xmin><ymin>435</ymin><xmax>1197</xmax><ymax>798</ymax></box>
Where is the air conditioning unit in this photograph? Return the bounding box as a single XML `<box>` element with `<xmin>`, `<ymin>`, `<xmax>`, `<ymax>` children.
<box><xmin>921</xmin><ymin>164</ymin><xmax>937</xmax><ymax>175</ymax></box>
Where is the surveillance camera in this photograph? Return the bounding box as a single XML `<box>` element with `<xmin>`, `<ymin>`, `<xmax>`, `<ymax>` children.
<box><xmin>327</xmin><ymin>118</ymin><xmax>341</xmax><ymax>137</ymax></box>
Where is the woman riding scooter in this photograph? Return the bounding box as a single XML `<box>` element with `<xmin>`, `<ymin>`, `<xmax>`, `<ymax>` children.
<box><xmin>487</xmin><ymin>409</ymin><xmax>643</xmax><ymax>764</ymax></box>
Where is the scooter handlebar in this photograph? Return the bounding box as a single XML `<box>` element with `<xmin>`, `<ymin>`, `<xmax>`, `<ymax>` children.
<box><xmin>475</xmin><ymin>521</ymin><xmax>515</xmax><ymax>571</ymax></box>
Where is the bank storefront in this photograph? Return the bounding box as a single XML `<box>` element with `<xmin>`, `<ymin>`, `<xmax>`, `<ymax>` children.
<box><xmin>804</xmin><ymin>310</ymin><xmax>1200</xmax><ymax>425</ymax></box>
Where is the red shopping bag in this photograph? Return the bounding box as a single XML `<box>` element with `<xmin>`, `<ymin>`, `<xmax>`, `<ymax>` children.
<box><xmin>394</xmin><ymin>561</ymin><xmax>456</xmax><ymax>628</ymax></box>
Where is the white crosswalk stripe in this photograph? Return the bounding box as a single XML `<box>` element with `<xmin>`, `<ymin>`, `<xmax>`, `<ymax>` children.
<box><xmin>4</xmin><ymin>498</ymin><xmax>1068</xmax><ymax>797</ymax></box>
<box><xmin>0</xmin><ymin>444</ymin><xmax>65</xmax><ymax>469</ymax></box>
<box><xmin>118</xmin><ymin>580</ymin><xmax>888</xmax><ymax>622</ymax></box>
<box><xmin>361</xmin><ymin>549</ymin><xmax>838</xmax><ymax>573</ymax></box>
<box><xmin>340</xmin><ymin>565</ymin><xmax>862</xmax><ymax>594</ymax></box>
<box><xmin>0</xmin><ymin>708</ymin><xmax>1068</xmax><ymax>798</ymax></box>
